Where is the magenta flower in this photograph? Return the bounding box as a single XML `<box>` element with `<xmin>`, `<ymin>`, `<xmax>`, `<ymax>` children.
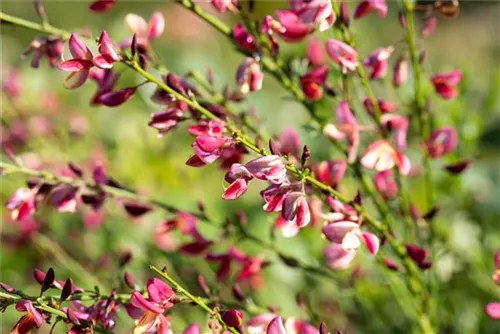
<box><xmin>444</xmin><ymin>160</ymin><xmax>471</xmax><ymax>175</ymax></box>
<box><xmin>89</xmin><ymin>0</ymin><xmax>117</xmax><ymax>13</ymax></box>
<box><xmin>99</xmin><ymin>87</ymin><xmax>136</xmax><ymax>107</ymax></box>
<box><xmin>236</xmin><ymin>58</ymin><xmax>264</xmax><ymax>94</ymax></box>
<box><xmin>25</xmin><ymin>36</ymin><xmax>64</xmax><ymax>68</ymax></box>
<box><xmin>277</xmin><ymin>127</ymin><xmax>301</xmax><ymax>158</ymax></box>
<box><xmin>191</xmin><ymin>135</ymin><xmax>228</xmax><ymax>165</ymax></box>
<box><xmin>93</xmin><ymin>31</ymin><xmax>121</xmax><ymax>69</ymax></box>
<box><xmin>424</xmin><ymin>127</ymin><xmax>457</xmax><ymax>159</ymax></box>
<box><xmin>325</xmin><ymin>40</ymin><xmax>358</xmax><ymax>73</ymax></box>
<box><xmin>374</xmin><ymin>170</ymin><xmax>398</xmax><ymax>200</ymax></box>
<box><xmin>121</xmin><ymin>12</ymin><xmax>165</xmax><ymax>50</ymax></box>
<box><xmin>405</xmin><ymin>244</ymin><xmax>432</xmax><ymax>269</ymax></box>
<box><xmin>393</xmin><ymin>56</ymin><xmax>408</xmax><ymax>88</ymax></box>
<box><xmin>232</xmin><ymin>24</ymin><xmax>258</xmax><ymax>53</ymax></box>
<box><xmin>148</xmin><ymin>108</ymin><xmax>186</xmax><ymax>137</ymax></box>
<box><xmin>50</xmin><ymin>184</ymin><xmax>78</xmax><ymax>213</ymax></box>
<box><xmin>154</xmin><ymin>212</ymin><xmax>204</xmax><ymax>252</ymax></box>
<box><xmin>299</xmin><ymin>65</ymin><xmax>328</xmax><ymax>101</ymax></box>
<box><xmin>221</xmin><ymin>309</ymin><xmax>244</xmax><ymax>328</ymax></box>
<box><xmin>261</xmin><ymin>183</ymin><xmax>292</xmax><ymax>212</ymax></box>
<box><xmin>129</xmin><ymin>278</ymin><xmax>175</xmax><ymax>334</ymax></box>
<box><xmin>289</xmin><ymin>0</ymin><xmax>336</xmax><ymax>32</ymax></box>
<box><xmin>363</xmin><ymin>47</ymin><xmax>393</xmax><ymax>80</ymax></box>
<box><xmin>430</xmin><ymin>69</ymin><xmax>462</xmax><ymax>99</ymax></box>
<box><xmin>6</xmin><ymin>188</ymin><xmax>35</xmax><ymax>222</ymax></box>
<box><xmin>266</xmin><ymin>11</ymin><xmax>314</xmax><ymax>43</ymax></box>
<box><xmin>89</xmin><ymin>68</ymin><xmax>117</xmax><ymax>105</ymax></box>
<box><xmin>58</xmin><ymin>34</ymin><xmax>94</xmax><ymax>89</ymax></box>
<box><xmin>211</xmin><ymin>0</ymin><xmax>238</xmax><ymax>12</ymax></box>
<box><xmin>322</xmin><ymin>221</ymin><xmax>379</xmax><ymax>269</ymax></box>
<box><xmin>353</xmin><ymin>0</ymin><xmax>388</xmax><ymax>20</ymax></box>
<box><xmin>360</xmin><ymin>140</ymin><xmax>411</xmax><ymax>175</ymax></box>
<box><xmin>421</xmin><ymin>16</ymin><xmax>438</xmax><ymax>38</ymax></box>
<box><xmin>363</xmin><ymin>97</ymin><xmax>399</xmax><ymax>114</ymax></box>
<box><xmin>323</xmin><ymin>101</ymin><xmax>360</xmax><ymax>163</ymax></box>
<box><xmin>485</xmin><ymin>302</ymin><xmax>500</xmax><ymax>320</ymax></box>
<box><xmin>11</xmin><ymin>300</ymin><xmax>44</xmax><ymax>334</ymax></box>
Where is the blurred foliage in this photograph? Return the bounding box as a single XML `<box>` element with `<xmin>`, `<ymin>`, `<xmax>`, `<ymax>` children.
<box><xmin>1</xmin><ymin>1</ymin><xmax>500</xmax><ymax>333</ymax></box>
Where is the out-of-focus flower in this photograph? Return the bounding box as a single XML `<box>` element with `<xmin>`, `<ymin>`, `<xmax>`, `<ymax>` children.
<box><xmin>50</xmin><ymin>184</ymin><xmax>78</xmax><ymax>213</ymax></box>
<box><xmin>381</xmin><ymin>114</ymin><xmax>409</xmax><ymax>150</ymax></box>
<box><xmin>211</xmin><ymin>0</ymin><xmax>238</xmax><ymax>13</ymax></box>
<box><xmin>148</xmin><ymin>108</ymin><xmax>186</xmax><ymax>137</ymax></box>
<box><xmin>24</xmin><ymin>36</ymin><xmax>64</xmax><ymax>68</ymax></box>
<box><xmin>129</xmin><ymin>278</ymin><xmax>174</xmax><ymax>334</ymax></box>
<box><xmin>2</xmin><ymin>69</ymin><xmax>22</xmax><ymax>98</ymax></box>
<box><xmin>278</xmin><ymin>128</ymin><xmax>301</xmax><ymax>158</ymax></box>
<box><xmin>325</xmin><ymin>40</ymin><xmax>358</xmax><ymax>73</ymax></box>
<box><xmin>374</xmin><ymin>170</ymin><xmax>398</xmax><ymax>199</ymax></box>
<box><xmin>58</xmin><ymin>34</ymin><xmax>94</xmax><ymax>89</ymax></box>
<box><xmin>307</xmin><ymin>39</ymin><xmax>325</xmax><ymax>67</ymax></box>
<box><xmin>313</xmin><ymin>160</ymin><xmax>347</xmax><ymax>187</ymax></box>
<box><xmin>430</xmin><ymin>69</ymin><xmax>461</xmax><ymax>99</ymax></box>
<box><xmin>121</xmin><ymin>12</ymin><xmax>165</xmax><ymax>50</ymax></box>
<box><xmin>392</xmin><ymin>56</ymin><xmax>408</xmax><ymax>88</ymax></box>
<box><xmin>289</xmin><ymin>0</ymin><xmax>336</xmax><ymax>32</ymax></box>
<box><xmin>299</xmin><ymin>65</ymin><xmax>328</xmax><ymax>101</ymax></box>
<box><xmin>6</xmin><ymin>188</ymin><xmax>35</xmax><ymax>222</ymax></box>
<box><xmin>322</xmin><ymin>221</ymin><xmax>379</xmax><ymax>269</ymax></box>
<box><xmin>99</xmin><ymin>87</ymin><xmax>136</xmax><ymax>107</ymax></box>
<box><xmin>360</xmin><ymin>140</ymin><xmax>411</xmax><ymax>175</ymax></box>
<box><xmin>247</xmin><ymin>313</ymin><xmax>278</xmax><ymax>333</ymax></box>
<box><xmin>363</xmin><ymin>97</ymin><xmax>398</xmax><ymax>114</ymax></box>
<box><xmin>353</xmin><ymin>0</ymin><xmax>387</xmax><ymax>19</ymax></box>
<box><xmin>93</xmin><ymin>31</ymin><xmax>121</xmax><ymax>69</ymax></box>
<box><xmin>89</xmin><ymin>0</ymin><xmax>117</xmax><ymax>13</ymax></box>
<box><xmin>444</xmin><ymin>160</ymin><xmax>470</xmax><ymax>174</ymax></box>
<box><xmin>405</xmin><ymin>244</ymin><xmax>432</xmax><ymax>269</ymax></box>
<box><xmin>232</xmin><ymin>24</ymin><xmax>258</xmax><ymax>53</ymax></box>
<box><xmin>363</xmin><ymin>47</ymin><xmax>393</xmax><ymax>80</ymax></box>
<box><xmin>221</xmin><ymin>309</ymin><xmax>244</xmax><ymax>328</ymax></box>
<box><xmin>183</xmin><ymin>324</ymin><xmax>201</xmax><ymax>334</ymax></box>
<box><xmin>485</xmin><ymin>302</ymin><xmax>500</xmax><ymax>320</ymax></box>
<box><xmin>11</xmin><ymin>300</ymin><xmax>44</xmax><ymax>334</ymax></box>
<box><xmin>154</xmin><ymin>212</ymin><xmax>207</xmax><ymax>252</ymax></box>
<box><xmin>424</xmin><ymin>127</ymin><xmax>457</xmax><ymax>159</ymax></box>
<box><xmin>323</xmin><ymin>101</ymin><xmax>359</xmax><ymax>163</ymax></box>
<box><xmin>267</xmin><ymin>316</ymin><xmax>287</xmax><ymax>334</ymax></box>
<box><xmin>236</xmin><ymin>58</ymin><xmax>264</xmax><ymax>94</ymax></box>
<box><xmin>421</xmin><ymin>16</ymin><xmax>437</xmax><ymax>38</ymax></box>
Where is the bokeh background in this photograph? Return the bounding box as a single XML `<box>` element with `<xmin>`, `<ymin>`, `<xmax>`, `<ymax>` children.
<box><xmin>1</xmin><ymin>1</ymin><xmax>500</xmax><ymax>333</ymax></box>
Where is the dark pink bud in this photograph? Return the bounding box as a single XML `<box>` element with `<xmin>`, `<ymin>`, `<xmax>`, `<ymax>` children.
<box><xmin>124</xmin><ymin>271</ymin><xmax>135</xmax><ymax>289</ymax></box>
<box><xmin>431</xmin><ymin>69</ymin><xmax>462</xmax><ymax>99</ymax></box>
<box><xmin>232</xmin><ymin>24</ymin><xmax>258</xmax><ymax>53</ymax></box>
<box><xmin>418</xmin><ymin>260</ymin><xmax>432</xmax><ymax>270</ymax></box>
<box><xmin>60</xmin><ymin>278</ymin><xmax>74</xmax><ymax>301</ymax></box>
<box><xmin>423</xmin><ymin>206</ymin><xmax>440</xmax><ymax>221</ymax></box>
<box><xmin>50</xmin><ymin>184</ymin><xmax>78</xmax><ymax>213</ymax></box>
<box><xmin>354</xmin><ymin>0</ymin><xmax>387</xmax><ymax>20</ymax></box>
<box><xmin>444</xmin><ymin>160</ymin><xmax>470</xmax><ymax>174</ymax></box>
<box><xmin>221</xmin><ymin>309</ymin><xmax>244</xmax><ymax>328</ymax></box>
<box><xmin>300</xmin><ymin>65</ymin><xmax>328</xmax><ymax>101</ymax></box>
<box><xmin>123</xmin><ymin>202</ymin><xmax>151</xmax><ymax>217</ymax></box>
<box><xmin>278</xmin><ymin>128</ymin><xmax>301</xmax><ymax>158</ymax></box>
<box><xmin>269</xmin><ymin>139</ymin><xmax>281</xmax><ymax>156</ymax></box>
<box><xmin>374</xmin><ymin>170</ymin><xmax>398</xmax><ymax>200</ymax></box>
<box><xmin>340</xmin><ymin>0</ymin><xmax>350</xmax><ymax>27</ymax></box>
<box><xmin>66</xmin><ymin>308</ymin><xmax>81</xmax><ymax>325</ymax></box>
<box><xmin>89</xmin><ymin>0</ymin><xmax>117</xmax><ymax>13</ymax></box>
<box><xmin>424</xmin><ymin>127</ymin><xmax>457</xmax><ymax>159</ymax></box>
<box><xmin>405</xmin><ymin>244</ymin><xmax>428</xmax><ymax>264</ymax></box>
<box><xmin>307</xmin><ymin>39</ymin><xmax>325</xmax><ymax>67</ymax></box>
<box><xmin>99</xmin><ymin>87</ymin><xmax>136</xmax><ymax>107</ymax></box>
<box><xmin>383</xmin><ymin>257</ymin><xmax>399</xmax><ymax>271</ymax></box>
<box><xmin>41</xmin><ymin>267</ymin><xmax>55</xmax><ymax>294</ymax></box>
<box><xmin>148</xmin><ymin>108</ymin><xmax>185</xmax><ymax>137</ymax></box>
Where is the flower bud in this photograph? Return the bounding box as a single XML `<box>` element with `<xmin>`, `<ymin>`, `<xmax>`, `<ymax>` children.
<box><xmin>124</xmin><ymin>271</ymin><xmax>135</xmax><ymax>289</ymax></box>
<box><xmin>221</xmin><ymin>309</ymin><xmax>244</xmax><ymax>328</ymax></box>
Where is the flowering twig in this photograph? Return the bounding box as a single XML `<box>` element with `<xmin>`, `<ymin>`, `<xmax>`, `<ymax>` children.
<box><xmin>149</xmin><ymin>265</ymin><xmax>240</xmax><ymax>334</ymax></box>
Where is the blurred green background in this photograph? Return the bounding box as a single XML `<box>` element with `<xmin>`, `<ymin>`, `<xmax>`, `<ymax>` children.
<box><xmin>1</xmin><ymin>1</ymin><xmax>500</xmax><ymax>333</ymax></box>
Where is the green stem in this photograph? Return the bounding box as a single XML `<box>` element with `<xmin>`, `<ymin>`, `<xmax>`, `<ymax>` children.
<box><xmin>0</xmin><ymin>11</ymin><xmax>70</xmax><ymax>39</ymax></box>
<box><xmin>149</xmin><ymin>265</ymin><xmax>239</xmax><ymax>334</ymax></box>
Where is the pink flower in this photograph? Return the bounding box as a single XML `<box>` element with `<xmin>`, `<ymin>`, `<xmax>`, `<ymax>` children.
<box><xmin>58</xmin><ymin>34</ymin><xmax>94</xmax><ymax>89</ymax></box>
<box><xmin>221</xmin><ymin>309</ymin><xmax>244</xmax><ymax>328</ymax></box>
<box><xmin>307</xmin><ymin>39</ymin><xmax>325</xmax><ymax>67</ymax></box>
<box><xmin>381</xmin><ymin>114</ymin><xmax>409</xmax><ymax>150</ymax></box>
<box><xmin>282</xmin><ymin>192</ymin><xmax>311</xmax><ymax>228</ymax></box>
<box><xmin>363</xmin><ymin>97</ymin><xmax>398</xmax><ymax>114</ymax></box>
<box><xmin>325</xmin><ymin>40</ymin><xmax>358</xmax><ymax>73</ymax></box>
<box><xmin>121</xmin><ymin>12</ymin><xmax>165</xmax><ymax>50</ymax></box>
<box><xmin>148</xmin><ymin>108</ymin><xmax>186</xmax><ymax>137</ymax></box>
<box><xmin>129</xmin><ymin>278</ymin><xmax>174</xmax><ymax>334</ymax></box>
<box><xmin>360</xmin><ymin>140</ymin><xmax>411</xmax><ymax>175</ymax></box>
<box><xmin>89</xmin><ymin>0</ymin><xmax>117</xmax><ymax>13</ymax></box>
<box><xmin>11</xmin><ymin>300</ymin><xmax>44</xmax><ymax>333</ymax></box>
<box><xmin>289</xmin><ymin>0</ymin><xmax>336</xmax><ymax>32</ymax></box>
<box><xmin>405</xmin><ymin>244</ymin><xmax>431</xmax><ymax>269</ymax></box>
<box><xmin>93</xmin><ymin>31</ymin><xmax>121</xmax><ymax>69</ymax></box>
<box><xmin>313</xmin><ymin>160</ymin><xmax>347</xmax><ymax>187</ymax></box>
<box><xmin>278</xmin><ymin>128</ymin><xmax>302</xmax><ymax>158</ymax></box>
<box><xmin>363</xmin><ymin>47</ymin><xmax>393</xmax><ymax>80</ymax></box>
<box><xmin>392</xmin><ymin>56</ymin><xmax>408</xmax><ymax>88</ymax></box>
<box><xmin>299</xmin><ymin>65</ymin><xmax>328</xmax><ymax>101</ymax></box>
<box><xmin>232</xmin><ymin>24</ymin><xmax>258</xmax><ymax>53</ymax></box>
<box><xmin>6</xmin><ymin>188</ymin><xmax>35</xmax><ymax>222</ymax></box>
<box><xmin>430</xmin><ymin>69</ymin><xmax>462</xmax><ymax>99</ymax></box>
<box><xmin>323</xmin><ymin>101</ymin><xmax>359</xmax><ymax>162</ymax></box>
<box><xmin>211</xmin><ymin>0</ymin><xmax>238</xmax><ymax>13</ymax></box>
<box><xmin>98</xmin><ymin>87</ymin><xmax>136</xmax><ymax>107</ymax></box>
<box><xmin>25</xmin><ymin>36</ymin><xmax>64</xmax><ymax>68</ymax></box>
<box><xmin>322</xmin><ymin>222</ymin><xmax>379</xmax><ymax>269</ymax></box>
<box><xmin>267</xmin><ymin>316</ymin><xmax>287</xmax><ymax>334</ymax></box>
<box><xmin>267</xmin><ymin>11</ymin><xmax>314</xmax><ymax>43</ymax></box>
<box><xmin>183</xmin><ymin>324</ymin><xmax>201</xmax><ymax>334</ymax></box>
<box><xmin>247</xmin><ymin>313</ymin><xmax>278</xmax><ymax>333</ymax></box>
<box><xmin>222</xmin><ymin>164</ymin><xmax>253</xmax><ymax>200</ymax></box>
<box><xmin>236</xmin><ymin>58</ymin><xmax>264</xmax><ymax>94</ymax></box>
<box><xmin>189</xmin><ymin>135</ymin><xmax>229</xmax><ymax>165</ymax></box>
<box><xmin>485</xmin><ymin>302</ymin><xmax>500</xmax><ymax>320</ymax></box>
<box><xmin>424</xmin><ymin>127</ymin><xmax>457</xmax><ymax>159</ymax></box>
<box><xmin>2</xmin><ymin>69</ymin><xmax>22</xmax><ymax>98</ymax></box>
<box><xmin>245</xmin><ymin>155</ymin><xmax>287</xmax><ymax>184</ymax></box>
<box><xmin>374</xmin><ymin>170</ymin><xmax>398</xmax><ymax>199</ymax></box>
<box><xmin>353</xmin><ymin>0</ymin><xmax>387</xmax><ymax>19</ymax></box>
